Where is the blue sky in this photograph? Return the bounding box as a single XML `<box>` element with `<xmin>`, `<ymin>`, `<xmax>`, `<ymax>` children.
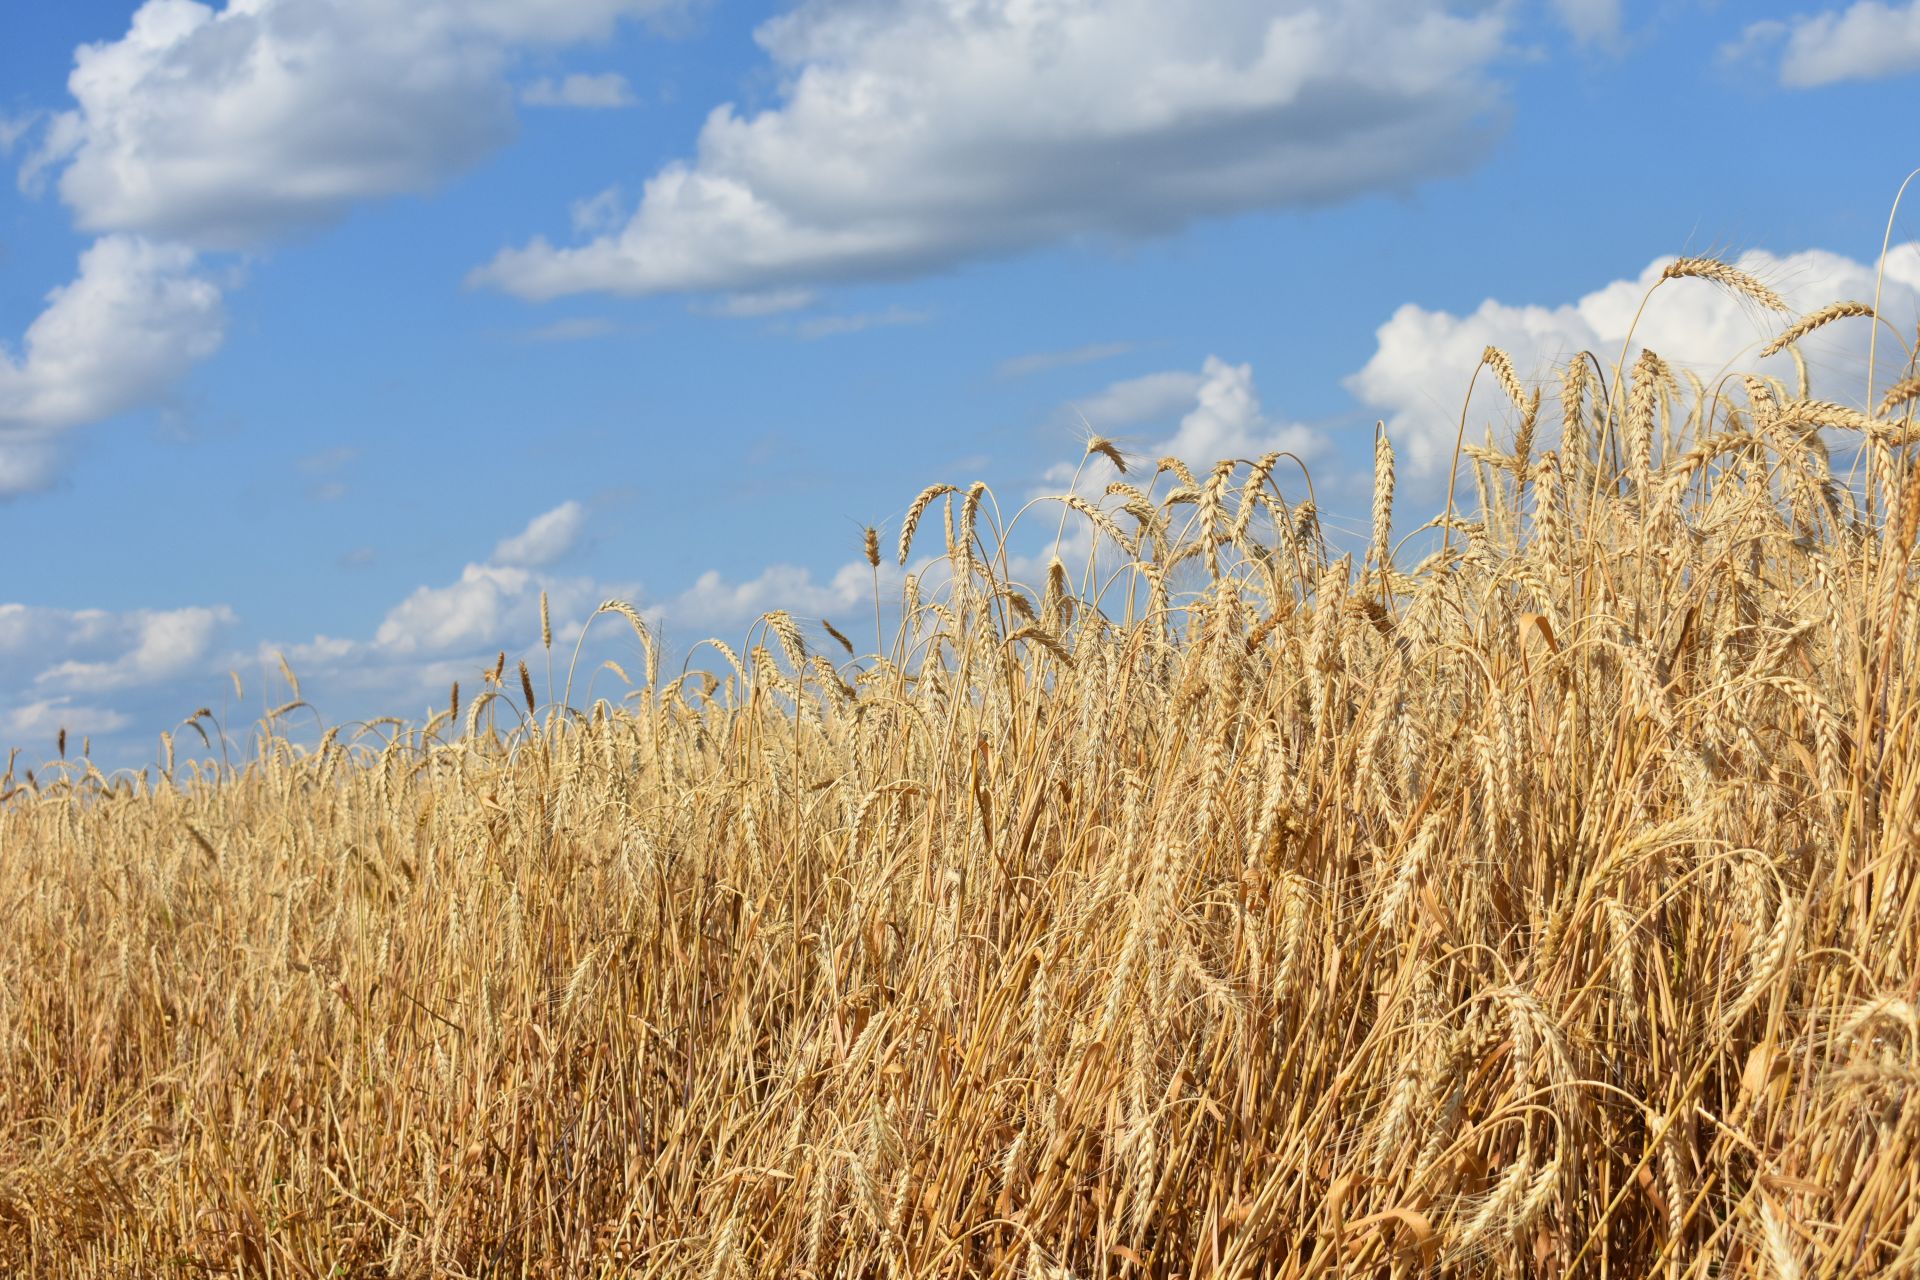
<box><xmin>2</xmin><ymin>0</ymin><xmax>1918</xmax><ymax>767</ymax></box>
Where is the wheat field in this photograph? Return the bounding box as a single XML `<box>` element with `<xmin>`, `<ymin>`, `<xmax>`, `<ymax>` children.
<box><xmin>3</xmin><ymin>261</ymin><xmax>1918</xmax><ymax>1276</ymax></box>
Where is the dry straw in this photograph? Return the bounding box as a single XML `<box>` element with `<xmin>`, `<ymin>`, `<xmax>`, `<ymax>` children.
<box><xmin>1</xmin><ymin>260</ymin><xmax>1917</xmax><ymax>1280</ymax></box>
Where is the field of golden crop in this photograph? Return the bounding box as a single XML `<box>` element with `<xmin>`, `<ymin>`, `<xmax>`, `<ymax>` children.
<box><xmin>3</xmin><ymin>259</ymin><xmax>1918</xmax><ymax>1277</ymax></box>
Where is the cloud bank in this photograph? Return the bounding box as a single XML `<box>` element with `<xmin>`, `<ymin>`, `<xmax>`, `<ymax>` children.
<box><xmin>474</xmin><ymin>0</ymin><xmax>1512</xmax><ymax>301</ymax></box>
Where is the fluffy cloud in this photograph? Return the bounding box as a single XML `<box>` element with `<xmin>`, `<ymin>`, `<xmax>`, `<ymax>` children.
<box><xmin>0</xmin><ymin>236</ymin><xmax>224</xmax><ymax>494</ymax></box>
<box><xmin>1348</xmin><ymin>245</ymin><xmax>1920</xmax><ymax>477</ymax></box>
<box><xmin>1731</xmin><ymin>3</ymin><xmax>1920</xmax><ymax>87</ymax></box>
<box><xmin>32</xmin><ymin>604</ymin><xmax>238</xmax><ymax>693</ymax></box>
<box><xmin>664</xmin><ymin>561</ymin><xmax>899</xmax><ymax>637</ymax></box>
<box><xmin>1157</xmin><ymin>358</ymin><xmax>1322</xmax><ymax>466</ymax></box>
<box><xmin>1551</xmin><ymin>0</ymin><xmax>1621</xmax><ymax>44</ymax></box>
<box><xmin>374</xmin><ymin>563</ymin><xmax>544</xmax><ymax>656</ymax></box>
<box><xmin>1043</xmin><ymin>356</ymin><xmax>1323</xmax><ymax>498</ymax></box>
<box><xmin>1067</xmin><ymin>370</ymin><xmax>1207</xmax><ymax>432</ymax></box>
<box><xmin>0</xmin><ymin>600</ymin><xmax>238</xmax><ymax>756</ymax></box>
<box><xmin>6</xmin><ymin>0</ymin><xmax>677</xmax><ymax>492</ymax></box>
<box><xmin>28</xmin><ymin>0</ymin><xmax>679</xmax><ymax>250</ymax></box>
<box><xmin>3</xmin><ymin>698</ymin><xmax>132</xmax><ymax>746</ymax></box>
<box><xmin>492</xmin><ymin>500</ymin><xmax>587</xmax><ymax>567</ymax></box>
<box><xmin>473</xmin><ymin>0</ymin><xmax>1511</xmax><ymax>301</ymax></box>
<box><xmin>312</xmin><ymin>504</ymin><xmax>607</xmax><ymax>666</ymax></box>
<box><xmin>522</xmin><ymin>72</ymin><xmax>637</xmax><ymax>108</ymax></box>
<box><xmin>263</xmin><ymin>493</ymin><xmax>912</xmax><ymax>725</ymax></box>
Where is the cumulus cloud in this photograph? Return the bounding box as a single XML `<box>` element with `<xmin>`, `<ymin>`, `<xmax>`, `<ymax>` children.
<box><xmin>29</xmin><ymin>604</ymin><xmax>239</xmax><ymax>692</ymax></box>
<box><xmin>3</xmin><ymin>698</ymin><xmax>131</xmax><ymax>745</ymax></box>
<box><xmin>1347</xmin><ymin>245</ymin><xmax>1920</xmax><ymax>476</ymax></box>
<box><xmin>1066</xmin><ymin>370</ymin><xmax>1206</xmax><ymax>431</ymax></box>
<box><xmin>492</xmin><ymin>500</ymin><xmax>587</xmax><ymax>566</ymax></box>
<box><xmin>5</xmin><ymin>0</ymin><xmax>676</xmax><ymax>490</ymax></box>
<box><xmin>27</xmin><ymin>0</ymin><xmax>680</xmax><ymax>249</ymax></box>
<box><xmin>1729</xmin><ymin>2</ymin><xmax>1920</xmax><ymax>87</ymax></box>
<box><xmin>1156</xmin><ymin>358</ymin><xmax>1322</xmax><ymax>465</ymax></box>
<box><xmin>265</xmin><ymin>492</ymin><xmax>907</xmax><ymax>724</ymax></box>
<box><xmin>472</xmin><ymin>0</ymin><xmax>1511</xmax><ymax>301</ymax></box>
<box><xmin>320</xmin><ymin>503</ymin><xmax>599</xmax><ymax>660</ymax></box>
<box><xmin>522</xmin><ymin>72</ymin><xmax>637</xmax><ymax>108</ymax></box>
<box><xmin>0</xmin><ymin>236</ymin><xmax>225</xmax><ymax>493</ymax></box>
<box><xmin>1551</xmin><ymin>0</ymin><xmax>1621</xmax><ymax>44</ymax></box>
<box><xmin>1043</xmin><ymin>356</ymin><xmax>1324</xmax><ymax>497</ymax></box>
<box><xmin>0</xmin><ymin>602</ymin><xmax>235</xmax><ymax>754</ymax></box>
<box><xmin>374</xmin><ymin>563</ymin><xmax>544</xmax><ymax>655</ymax></box>
<box><xmin>664</xmin><ymin>560</ymin><xmax>900</xmax><ymax>637</ymax></box>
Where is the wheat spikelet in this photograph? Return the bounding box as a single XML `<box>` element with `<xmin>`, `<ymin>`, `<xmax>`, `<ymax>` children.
<box><xmin>1483</xmin><ymin>345</ymin><xmax>1529</xmax><ymax>410</ymax></box>
<box><xmin>1380</xmin><ymin>813</ymin><xmax>1439</xmax><ymax>932</ymax></box>
<box><xmin>275</xmin><ymin>651</ymin><xmax>301</xmax><ymax>700</ymax></box>
<box><xmin>1370</xmin><ymin>426</ymin><xmax>1396</xmax><ymax>571</ymax></box>
<box><xmin>518</xmin><ymin>660</ymin><xmax>538</xmax><ymax>717</ymax></box>
<box><xmin>1627</xmin><ymin>348</ymin><xmax>1667</xmax><ymax>478</ymax></box>
<box><xmin>897</xmin><ymin>482</ymin><xmax>956</xmax><ymax>564</ymax></box>
<box><xmin>1006</xmin><ymin>624</ymin><xmax>1075</xmax><ymax>667</ymax></box>
<box><xmin>1762</xmin><ymin>300</ymin><xmax>1876</xmax><ymax>356</ymax></box>
<box><xmin>540</xmin><ymin>591</ymin><xmax>552</xmax><ymax>651</ymax></box>
<box><xmin>764</xmin><ymin>609</ymin><xmax>808</xmax><ymax>668</ymax></box>
<box><xmin>1513</xmin><ymin>386</ymin><xmax>1541</xmax><ymax>484</ymax></box>
<box><xmin>1058</xmin><ymin>493</ymin><xmax>1134</xmax><ymax>555</ymax></box>
<box><xmin>1456</xmin><ymin>1157</ymin><xmax>1533</xmax><ymax>1250</ymax></box>
<box><xmin>863</xmin><ymin>525</ymin><xmax>880</xmax><ymax>568</ymax></box>
<box><xmin>1155</xmin><ymin>456</ymin><xmax>1197</xmax><ymax>488</ymax></box>
<box><xmin>1880</xmin><ymin>373</ymin><xmax>1920</xmax><ymax>418</ymax></box>
<box><xmin>1756</xmin><ymin>1199</ymin><xmax>1804</xmax><ymax>1280</ymax></box>
<box><xmin>1662</xmin><ymin>257</ymin><xmax>1789</xmax><ymax>311</ymax></box>
<box><xmin>1087</xmin><ymin>435</ymin><xmax>1128</xmax><ymax>473</ymax></box>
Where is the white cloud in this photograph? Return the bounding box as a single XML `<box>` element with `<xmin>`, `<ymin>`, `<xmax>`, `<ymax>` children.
<box><xmin>522</xmin><ymin>72</ymin><xmax>637</xmax><ymax>108</ymax></box>
<box><xmin>4</xmin><ymin>697</ymin><xmax>131</xmax><ymax>745</ymax></box>
<box><xmin>664</xmin><ymin>560</ymin><xmax>899</xmax><ymax>637</ymax></box>
<box><xmin>0</xmin><ymin>112</ymin><xmax>39</xmax><ymax>155</ymax></box>
<box><xmin>1347</xmin><ymin>245</ymin><xmax>1920</xmax><ymax>476</ymax></box>
<box><xmin>999</xmin><ymin>341</ymin><xmax>1135</xmax><ymax>380</ymax></box>
<box><xmin>701</xmin><ymin>288</ymin><xmax>817</xmax><ymax>318</ymax></box>
<box><xmin>472</xmin><ymin>0</ymin><xmax>1511</xmax><ymax>301</ymax></box>
<box><xmin>569</xmin><ymin>186</ymin><xmax>628</xmax><ymax>235</ymax></box>
<box><xmin>0</xmin><ymin>602</ymin><xmax>237</xmax><ymax>694</ymax></box>
<box><xmin>37</xmin><ymin>605</ymin><xmax>238</xmax><ymax>692</ymax></box>
<box><xmin>1731</xmin><ymin>2</ymin><xmax>1920</xmax><ymax>87</ymax></box>
<box><xmin>1044</xmin><ymin>356</ymin><xmax>1323</xmax><ymax>494</ymax></box>
<box><xmin>0</xmin><ymin>236</ymin><xmax>225</xmax><ymax>493</ymax></box>
<box><xmin>374</xmin><ymin>563</ymin><xmax>542</xmax><ymax>655</ymax></box>
<box><xmin>1068</xmin><ymin>370</ymin><xmax>1206</xmax><ymax>431</ymax></box>
<box><xmin>492</xmin><ymin>500</ymin><xmax>587</xmax><ymax>566</ymax></box>
<box><xmin>27</xmin><ymin>0</ymin><xmax>679</xmax><ymax>250</ymax></box>
<box><xmin>1551</xmin><ymin>0</ymin><xmax>1621</xmax><ymax>44</ymax></box>
<box><xmin>1158</xmin><ymin>357</ymin><xmax>1321</xmax><ymax>465</ymax></box>
<box><xmin>789</xmin><ymin>306</ymin><xmax>929</xmax><ymax>339</ymax></box>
